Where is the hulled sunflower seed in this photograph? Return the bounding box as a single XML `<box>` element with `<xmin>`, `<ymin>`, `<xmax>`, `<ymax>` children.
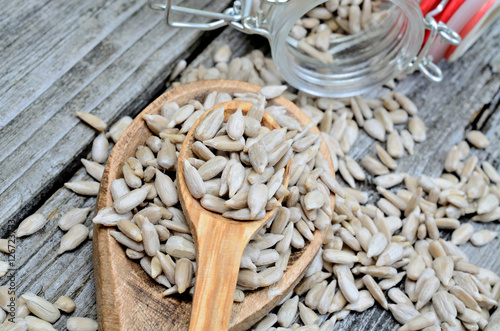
<box><xmin>248</xmin><ymin>183</ymin><xmax>268</xmax><ymax>220</ymax></box>
<box><xmin>197</xmin><ymin>156</ymin><xmax>228</xmax><ymax>181</ymax></box>
<box><xmin>25</xmin><ymin>316</ymin><xmax>56</xmax><ymax>331</ymax></box>
<box><xmin>141</xmin><ymin>218</ymin><xmax>160</xmax><ymax>257</ymax></box>
<box><xmin>16</xmin><ymin>213</ymin><xmax>48</xmax><ymax>238</ymax></box>
<box><xmin>470</xmin><ymin>230</ymin><xmax>498</xmax><ymax>246</ymax></box>
<box><xmin>66</xmin><ymin>317</ymin><xmax>98</xmax><ymax>331</ymax></box>
<box><xmin>113</xmin><ymin>185</ymin><xmax>150</xmax><ymax>214</ymax></box>
<box><xmin>467</xmin><ymin>130</ymin><xmax>489</xmax><ymax>149</ymax></box>
<box><xmin>182</xmin><ymin>160</ymin><xmax>205</xmax><ymax>199</ymax></box>
<box><xmin>91</xmin><ymin>132</ymin><xmax>109</xmax><ymax>163</ymax></box>
<box><xmin>108</xmin><ymin>116</ymin><xmax>133</xmax><ymax>142</ymax></box>
<box><xmin>175</xmin><ymin>258</ymin><xmax>193</xmax><ymax>294</ymax></box>
<box><xmin>54</xmin><ymin>296</ymin><xmax>76</xmax><ymax>314</ymax></box>
<box><xmin>408</xmin><ymin>116</ymin><xmax>426</xmax><ymax>142</ymax></box>
<box><xmin>165</xmin><ymin>236</ymin><xmax>195</xmax><ymax>260</ymax></box>
<box><xmin>58</xmin><ymin>207</ymin><xmax>91</xmax><ymax>231</ymax></box>
<box><xmin>64</xmin><ymin>181</ymin><xmax>100</xmax><ymax>196</ymax></box>
<box><xmin>363</xmin><ymin>119</ymin><xmax>386</xmax><ymax>142</ymax></box>
<box><xmin>227</xmin><ymin>108</ymin><xmax>245</xmax><ymax>140</ymax></box>
<box><xmin>58</xmin><ymin>224</ymin><xmax>89</xmax><ymax>255</ymax></box>
<box><xmin>75</xmin><ymin>111</ymin><xmax>107</xmax><ymax>131</ymax></box>
<box><xmin>21</xmin><ymin>292</ymin><xmax>61</xmax><ymax>323</ymax></box>
<box><xmin>81</xmin><ymin>159</ymin><xmax>105</xmax><ymax>182</ymax></box>
<box><xmin>93</xmin><ymin>207</ymin><xmax>132</xmax><ymax>226</ymax></box>
<box><xmin>195</xmin><ymin>106</ymin><xmax>224</xmax><ymax>141</ymax></box>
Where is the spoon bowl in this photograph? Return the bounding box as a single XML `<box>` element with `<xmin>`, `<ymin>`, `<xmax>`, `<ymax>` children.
<box><xmin>93</xmin><ymin>80</ymin><xmax>335</xmax><ymax>330</ymax></box>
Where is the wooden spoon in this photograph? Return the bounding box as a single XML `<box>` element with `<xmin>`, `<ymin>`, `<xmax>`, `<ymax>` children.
<box><xmin>176</xmin><ymin>100</ymin><xmax>291</xmax><ymax>330</ymax></box>
<box><xmin>93</xmin><ymin>80</ymin><xmax>335</xmax><ymax>331</ymax></box>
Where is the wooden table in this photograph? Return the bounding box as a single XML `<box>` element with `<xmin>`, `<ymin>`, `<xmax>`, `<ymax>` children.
<box><xmin>1</xmin><ymin>1</ymin><xmax>499</xmax><ymax>329</ymax></box>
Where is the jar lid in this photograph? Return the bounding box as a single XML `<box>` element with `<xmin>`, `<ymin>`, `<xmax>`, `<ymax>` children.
<box><xmin>445</xmin><ymin>0</ymin><xmax>500</xmax><ymax>61</ymax></box>
<box><xmin>425</xmin><ymin>0</ymin><xmax>500</xmax><ymax>62</ymax></box>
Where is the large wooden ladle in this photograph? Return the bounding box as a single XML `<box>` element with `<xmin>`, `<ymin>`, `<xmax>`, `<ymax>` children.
<box><xmin>177</xmin><ymin>101</ymin><xmax>291</xmax><ymax>330</ymax></box>
<box><xmin>93</xmin><ymin>80</ymin><xmax>335</xmax><ymax>330</ymax></box>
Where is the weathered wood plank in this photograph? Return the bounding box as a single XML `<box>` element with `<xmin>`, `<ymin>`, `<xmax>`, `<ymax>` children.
<box><xmin>0</xmin><ymin>0</ymin><xmax>53</xmax><ymax>33</ymax></box>
<box><xmin>0</xmin><ymin>0</ymin><xmax>234</xmax><ymax>237</ymax></box>
<box><xmin>1</xmin><ymin>8</ymin><xmax>499</xmax><ymax>331</ymax></box>
<box><xmin>0</xmin><ymin>167</ymin><xmax>98</xmax><ymax>330</ymax></box>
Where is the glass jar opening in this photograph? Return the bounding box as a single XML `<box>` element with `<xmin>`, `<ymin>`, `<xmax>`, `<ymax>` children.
<box><xmin>268</xmin><ymin>0</ymin><xmax>425</xmax><ymax>97</ymax></box>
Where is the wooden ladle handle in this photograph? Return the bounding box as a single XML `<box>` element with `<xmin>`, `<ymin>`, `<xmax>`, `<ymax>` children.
<box><xmin>189</xmin><ymin>214</ymin><xmax>255</xmax><ymax>331</ymax></box>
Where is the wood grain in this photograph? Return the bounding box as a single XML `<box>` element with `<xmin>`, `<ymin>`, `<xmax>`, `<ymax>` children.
<box><xmin>95</xmin><ymin>80</ymin><xmax>334</xmax><ymax>330</ymax></box>
<box><xmin>0</xmin><ymin>0</ymin><xmax>234</xmax><ymax>238</ymax></box>
<box><xmin>0</xmin><ymin>4</ymin><xmax>499</xmax><ymax>329</ymax></box>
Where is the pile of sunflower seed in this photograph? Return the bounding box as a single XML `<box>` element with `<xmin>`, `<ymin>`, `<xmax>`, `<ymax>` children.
<box><xmin>0</xmin><ymin>287</ymin><xmax>96</xmax><ymax>331</ymax></box>
<box><xmin>171</xmin><ymin>45</ymin><xmax>500</xmax><ymax>330</ymax></box>
<box><xmin>290</xmin><ymin>0</ymin><xmax>385</xmax><ymax>61</ymax></box>
<box><xmin>6</xmin><ymin>41</ymin><xmax>500</xmax><ymax>331</ymax></box>
<box><xmin>183</xmin><ymin>90</ymin><xmax>335</xmax><ymax>222</ymax></box>
<box><xmin>93</xmin><ymin>87</ymin><xmax>341</xmax><ymax>298</ymax></box>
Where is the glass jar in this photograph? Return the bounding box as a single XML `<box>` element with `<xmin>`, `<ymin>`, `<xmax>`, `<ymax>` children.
<box><xmin>148</xmin><ymin>0</ymin><xmax>461</xmax><ymax>97</ymax></box>
<box><xmin>266</xmin><ymin>0</ymin><xmax>425</xmax><ymax>97</ymax></box>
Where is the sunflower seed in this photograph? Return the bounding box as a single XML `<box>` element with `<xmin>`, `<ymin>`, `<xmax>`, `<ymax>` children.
<box><xmin>408</xmin><ymin>116</ymin><xmax>426</xmax><ymax>142</ymax></box>
<box><xmin>388</xmin><ymin>304</ymin><xmax>420</xmax><ymax>325</ymax></box>
<box><xmin>55</xmin><ymin>207</ymin><xmax>90</xmax><ymax>231</ymax></box>
<box><xmin>53</xmin><ymin>296</ymin><xmax>76</xmax><ymax>314</ymax></box>
<box><xmin>374</xmin><ymin>173</ymin><xmax>406</xmax><ymax>188</ymax></box>
<box><xmin>81</xmin><ymin>159</ymin><xmax>105</xmax><ymax>182</ymax></box>
<box><xmin>399</xmin><ymin>312</ymin><xmax>436</xmax><ymax>331</ymax></box>
<box><xmin>182</xmin><ymin>160</ymin><xmax>205</xmax><ymax>200</ymax></box>
<box><xmin>165</xmin><ymin>236</ymin><xmax>195</xmax><ymax>260</ymax></box>
<box><xmin>470</xmin><ymin>230</ymin><xmax>498</xmax><ymax>246</ymax></box>
<box><xmin>482</xmin><ymin>161</ymin><xmax>500</xmax><ymax>183</ymax></box>
<box><xmin>361</xmin><ymin>157</ymin><xmax>389</xmax><ymax>176</ymax></box>
<box><xmin>58</xmin><ymin>224</ymin><xmax>89</xmax><ymax>254</ymax></box>
<box><xmin>387</xmin><ymin>131</ymin><xmax>404</xmax><ymax>158</ymax></box>
<box><xmin>141</xmin><ymin>218</ymin><xmax>160</xmax><ymax>257</ymax></box>
<box><xmin>298</xmin><ymin>302</ymin><xmax>320</xmax><ymax>325</ymax></box>
<box><xmin>25</xmin><ymin>316</ymin><xmax>56</xmax><ymax>331</ymax></box>
<box><xmin>195</xmin><ymin>106</ymin><xmax>224</xmax><ymax>141</ymax></box>
<box><xmin>107</xmin><ymin>116</ymin><xmax>132</xmax><ymax>142</ymax></box>
<box><xmin>175</xmin><ymin>258</ymin><xmax>193</xmax><ymax>294</ymax></box>
<box><xmin>113</xmin><ymin>185</ymin><xmax>150</xmax><ymax>214</ymax></box>
<box><xmin>260</xmin><ymin>85</ymin><xmax>287</xmax><ymax>99</ymax></box>
<box><xmin>64</xmin><ymin>181</ymin><xmax>100</xmax><ymax>196</ymax></box>
<box><xmin>16</xmin><ymin>213</ymin><xmax>48</xmax><ymax>238</ymax></box>
<box><xmin>363</xmin><ymin>119</ymin><xmax>386</xmax><ymax>141</ymax></box>
<box><xmin>466</xmin><ymin>130</ymin><xmax>489</xmax><ymax>149</ymax></box>
<box><xmin>477</xmin><ymin>194</ymin><xmax>499</xmax><ymax>214</ymax></box>
<box><xmin>93</xmin><ymin>207</ymin><xmax>132</xmax><ymax>226</ymax></box>
<box><xmin>21</xmin><ymin>292</ymin><xmax>60</xmax><ymax>323</ymax></box>
<box><xmin>66</xmin><ymin>317</ymin><xmax>98</xmax><ymax>331</ymax></box>
<box><xmin>335</xmin><ymin>265</ymin><xmax>359</xmax><ymax>303</ymax></box>
<box><xmin>375</xmin><ymin>145</ymin><xmax>397</xmax><ymax>170</ymax></box>
<box><xmin>225</xmin><ymin>108</ymin><xmax>245</xmax><ymax>140</ymax></box>
<box><xmin>75</xmin><ymin>111</ymin><xmax>107</xmax><ymax>131</ymax></box>
<box><xmin>254</xmin><ymin>313</ymin><xmax>278</xmax><ymax>331</ymax></box>
<box><xmin>373</xmin><ymin>106</ymin><xmax>393</xmax><ymax>133</ymax></box>
<box><xmin>277</xmin><ymin>295</ymin><xmax>299</xmax><ymax>327</ymax></box>
<box><xmin>248</xmin><ymin>183</ymin><xmax>268</xmax><ymax>220</ymax></box>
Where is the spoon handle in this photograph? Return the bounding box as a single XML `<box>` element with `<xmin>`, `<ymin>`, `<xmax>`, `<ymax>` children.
<box><xmin>189</xmin><ymin>215</ymin><xmax>253</xmax><ymax>331</ymax></box>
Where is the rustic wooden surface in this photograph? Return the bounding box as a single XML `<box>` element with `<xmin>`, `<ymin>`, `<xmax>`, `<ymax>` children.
<box><xmin>0</xmin><ymin>1</ymin><xmax>499</xmax><ymax>329</ymax></box>
<box><xmin>94</xmin><ymin>80</ymin><xmax>331</xmax><ymax>331</ymax></box>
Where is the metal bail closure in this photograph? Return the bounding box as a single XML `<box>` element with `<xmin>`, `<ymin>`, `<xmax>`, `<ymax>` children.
<box><xmin>148</xmin><ymin>0</ymin><xmax>243</xmax><ymax>30</ymax></box>
<box><xmin>147</xmin><ymin>0</ymin><xmax>289</xmax><ymax>35</ymax></box>
<box><xmin>407</xmin><ymin>0</ymin><xmax>461</xmax><ymax>82</ymax></box>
